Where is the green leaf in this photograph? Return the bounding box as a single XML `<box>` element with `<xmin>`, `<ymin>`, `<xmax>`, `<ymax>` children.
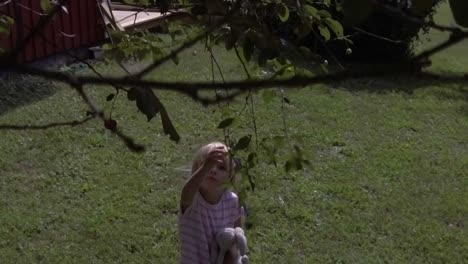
<box><xmin>106</xmin><ymin>93</ymin><xmax>115</xmax><ymax>101</ymax></box>
<box><xmin>159</xmin><ymin>104</ymin><xmax>181</xmax><ymax>142</ymax></box>
<box><xmin>277</xmin><ymin>3</ymin><xmax>290</xmax><ymax>22</ymax></box>
<box><xmin>317</xmin><ymin>9</ymin><xmax>332</xmax><ymax>18</ymax></box>
<box><xmin>299</xmin><ymin>46</ymin><xmax>312</xmax><ymax>57</ymax></box>
<box><xmin>247</xmin><ymin>152</ymin><xmax>257</xmax><ymax>169</ymax></box>
<box><xmin>324</xmin><ymin>18</ymin><xmax>343</xmax><ymax>37</ymax></box>
<box><xmin>171</xmin><ymin>54</ymin><xmax>180</xmax><ymax>65</ymax></box>
<box><xmin>318</xmin><ymin>24</ymin><xmax>331</xmax><ymax>41</ymax></box>
<box><xmin>284</xmin><ymin>160</ymin><xmax>293</xmax><ymax>172</ymax></box>
<box><xmin>234</xmin><ymin>135</ymin><xmax>252</xmax><ymax>151</ymax></box>
<box><xmin>304</xmin><ymin>5</ymin><xmax>319</xmax><ymax>18</ymax></box>
<box><xmin>320</xmin><ymin>63</ymin><xmax>329</xmax><ymax>73</ymax></box>
<box><xmin>127</xmin><ymin>89</ymin><xmax>137</xmax><ymax>101</ymax></box>
<box><xmin>449</xmin><ymin>0</ymin><xmax>468</xmax><ymax>27</ymax></box>
<box><xmin>129</xmin><ymin>87</ymin><xmax>160</xmax><ymax>121</ymax></box>
<box><xmin>217</xmin><ymin>117</ymin><xmax>235</xmax><ymax>129</ymax></box>
<box><xmin>40</xmin><ymin>0</ymin><xmax>53</xmax><ymax>13</ymax></box>
<box><xmin>128</xmin><ymin>87</ymin><xmax>180</xmax><ymax>142</ymax></box>
<box><xmin>242</xmin><ymin>38</ymin><xmax>254</xmax><ymax>62</ymax></box>
<box><xmin>225</xmin><ymin>33</ymin><xmax>237</xmax><ymax>51</ymax></box>
<box><xmin>0</xmin><ymin>15</ymin><xmax>14</xmax><ymax>34</ymax></box>
<box><xmin>284</xmin><ymin>157</ymin><xmax>303</xmax><ymax>172</ymax></box>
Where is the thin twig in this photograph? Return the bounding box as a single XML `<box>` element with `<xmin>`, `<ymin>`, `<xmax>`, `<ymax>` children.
<box><xmin>0</xmin><ymin>116</ymin><xmax>94</xmax><ymax>130</ymax></box>
<box><xmin>132</xmin><ymin>0</ymin><xmax>242</xmax><ymax>79</ymax></box>
<box><xmin>67</xmin><ymin>53</ymin><xmax>129</xmax><ymax>92</ymax></box>
<box><xmin>19</xmin><ymin>22</ymin><xmax>129</xmax><ymax>93</ymax></box>
<box><xmin>280</xmin><ymin>89</ymin><xmax>288</xmax><ymax>137</ymax></box>
<box><xmin>234</xmin><ymin>45</ymin><xmax>259</xmax><ymax>147</ymax></box>
<box><xmin>210</xmin><ymin>51</ymin><xmax>226</xmax><ymax>84</ymax></box>
<box><xmin>117</xmin><ymin>61</ymin><xmax>132</xmax><ymax>75</ymax></box>
<box><xmin>209</xmin><ymin>50</ymin><xmax>221</xmax><ymax>107</ymax></box>
<box><xmin>16</xmin><ymin>2</ymin><xmax>47</xmax><ymax>16</ymax></box>
<box><xmin>311</xmin><ymin>29</ymin><xmax>345</xmax><ymax>70</ymax></box>
<box><xmin>234</xmin><ymin>46</ymin><xmax>251</xmax><ymax>79</ymax></box>
<box><xmin>0</xmin><ymin>0</ymin><xmax>12</xmax><ymax>8</ymax></box>
<box><xmin>71</xmin><ymin>83</ymin><xmax>145</xmax><ymax>153</ymax></box>
<box><xmin>352</xmin><ymin>27</ymin><xmax>404</xmax><ymax>44</ymax></box>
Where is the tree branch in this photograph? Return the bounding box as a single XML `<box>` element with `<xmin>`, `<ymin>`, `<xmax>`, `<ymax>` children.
<box><xmin>8</xmin><ymin>61</ymin><xmax>467</xmax><ymax>94</ymax></box>
<box><xmin>413</xmin><ymin>30</ymin><xmax>468</xmax><ymax>62</ymax></box>
<box><xmin>71</xmin><ymin>83</ymin><xmax>145</xmax><ymax>153</ymax></box>
<box><xmin>352</xmin><ymin>27</ymin><xmax>404</xmax><ymax>44</ymax></box>
<box><xmin>0</xmin><ymin>116</ymin><xmax>94</xmax><ymax>130</ymax></box>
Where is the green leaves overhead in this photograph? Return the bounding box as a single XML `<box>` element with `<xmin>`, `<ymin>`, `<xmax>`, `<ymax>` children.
<box><xmin>449</xmin><ymin>0</ymin><xmax>468</xmax><ymax>27</ymax></box>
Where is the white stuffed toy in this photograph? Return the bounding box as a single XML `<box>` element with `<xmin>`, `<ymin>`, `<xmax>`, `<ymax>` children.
<box><xmin>210</xmin><ymin>227</ymin><xmax>249</xmax><ymax>264</ymax></box>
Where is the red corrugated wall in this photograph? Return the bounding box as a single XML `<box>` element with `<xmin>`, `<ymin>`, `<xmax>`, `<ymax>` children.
<box><xmin>0</xmin><ymin>0</ymin><xmax>106</xmax><ymax>62</ymax></box>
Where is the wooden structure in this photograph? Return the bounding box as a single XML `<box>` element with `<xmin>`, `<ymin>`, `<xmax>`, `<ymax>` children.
<box><xmin>0</xmin><ymin>0</ymin><xmax>106</xmax><ymax>63</ymax></box>
<box><xmin>99</xmin><ymin>1</ymin><xmax>191</xmax><ymax>32</ymax></box>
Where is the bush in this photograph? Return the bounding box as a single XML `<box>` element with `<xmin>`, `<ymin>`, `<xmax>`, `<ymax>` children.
<box><xmin>333</xmin><ymin>0</ymin><xmax>444</xmax><ymax>62</ymax></box>
<box><xmin>276</xmin><ymin>0</ymin><xmax>444</xmax><ymax>62</ymax></box>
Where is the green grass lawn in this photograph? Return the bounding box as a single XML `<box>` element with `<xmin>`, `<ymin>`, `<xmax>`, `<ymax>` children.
<box><xmin>1</xmin><ymin>3</ymin><xmax>467</xmax><ymax>264</ymax></box>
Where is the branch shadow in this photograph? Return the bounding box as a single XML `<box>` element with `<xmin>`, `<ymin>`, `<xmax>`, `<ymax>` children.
<box><xmin>0</xmin><ymin>73</ymin><xmax>57</xmax><ymax>115</ymax></box>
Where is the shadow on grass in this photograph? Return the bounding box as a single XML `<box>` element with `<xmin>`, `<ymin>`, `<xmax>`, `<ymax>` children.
<box><xmin>280</xmin><ymin>44</ymin><xmax>467</xmax><ymax>102</ymax></box>
<box><xmin>335</xmin><ymin>73</ymin><xmax>468</xmax><ymax>100</ymax></box>
<box><xmin>0</xmin><ymin>73</ymin><xmax>57</xmax><ymax>115</ymax></box>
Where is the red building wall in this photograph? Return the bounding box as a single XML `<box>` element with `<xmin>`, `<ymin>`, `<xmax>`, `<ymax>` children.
<box><xmin>0</xmin><ymin>0</ymin><xmax>106</xmax><ymax>62</ymax></box>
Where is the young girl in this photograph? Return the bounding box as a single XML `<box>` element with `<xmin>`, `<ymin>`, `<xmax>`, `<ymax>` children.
<box><xmin>179</xmin><ymin>142</ymin><xmax>242</xmax><ymax>264</ymax></box>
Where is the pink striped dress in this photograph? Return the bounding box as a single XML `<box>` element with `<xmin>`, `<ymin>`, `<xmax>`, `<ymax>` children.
<box><xmin>179</xmin><ymin>190</ymin><xmax>241</xmax><ymax>264</ymax></box>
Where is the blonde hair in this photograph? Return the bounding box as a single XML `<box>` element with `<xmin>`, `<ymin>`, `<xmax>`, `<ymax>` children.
<box><xmin>191</xmin><ymin>142</ymin><xmax>239</xmax><ymax>183</ymax></box>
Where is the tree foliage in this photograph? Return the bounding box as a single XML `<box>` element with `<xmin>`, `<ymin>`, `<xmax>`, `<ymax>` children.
<box><xmin>0</xmin><ymin>0</ymin><xmax>467</xmax><ymax>193</ymax></box>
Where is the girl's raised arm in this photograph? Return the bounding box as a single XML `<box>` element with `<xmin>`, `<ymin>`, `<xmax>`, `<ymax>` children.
<box><xmin>180</xmin><ymin>147</ymin><xmax>226</xmax><ymax>212</ymax></box>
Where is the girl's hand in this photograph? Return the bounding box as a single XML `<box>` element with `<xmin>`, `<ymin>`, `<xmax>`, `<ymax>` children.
<box><xmin>203</xmin><ymin>146</ymin><xmax>228</xmax><ymax>170</ymax></box>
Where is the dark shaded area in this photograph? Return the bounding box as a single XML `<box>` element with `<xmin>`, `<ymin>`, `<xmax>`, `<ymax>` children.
<box><xmin>275</xmin><ymin>0</ymin><xmax>443</xmax><ymax>63</ymax></box>
<box><xmin>0</xmin><ymin>47</ymin><xmax>100</xmax><ymax>115</ymax></box>
<box><xmin>0</xmin><ymin>73</ymin><xmax>57</xmax><ymax>115</ymax></box>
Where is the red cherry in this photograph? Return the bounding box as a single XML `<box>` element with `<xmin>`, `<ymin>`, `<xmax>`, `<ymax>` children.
<box><xmin>104</xmin><ymin>119</ymin><xmax>117</xmax><ymax>132</ymax></box>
